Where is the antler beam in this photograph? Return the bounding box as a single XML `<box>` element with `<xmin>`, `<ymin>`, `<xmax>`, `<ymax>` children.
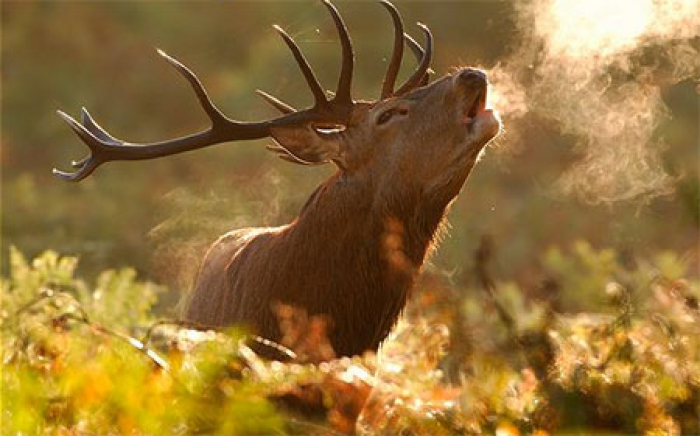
<box><xmin>55</xmin><ymin>0</ymin><xmax>359</xmax><ymax>182</ymax></box>
<box><xmin>55</xmin><ymin>0</ymin><xmax>433</xmax><ymax>181</ymax></box>
<box><xmin>54</xmin><ymin>49</ymin><xmax>275</xmax><ymax>181</ymax></box>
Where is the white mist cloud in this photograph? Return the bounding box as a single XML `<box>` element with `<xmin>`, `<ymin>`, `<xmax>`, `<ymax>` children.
<box><xmin>489</xmin><ymin>0</ymin><xmax>699</xmax><ymax>203</ymax></box>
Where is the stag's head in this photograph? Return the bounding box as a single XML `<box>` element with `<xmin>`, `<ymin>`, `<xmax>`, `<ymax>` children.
<box><xmin>55</xmin><ymin>0</ymin><xmax>500</xmax><ymax>204</ymax></box>
<box><xmin>273</xmin><ymin>69</ymin><xmax>500</xmax><ymax>203</ymax></box>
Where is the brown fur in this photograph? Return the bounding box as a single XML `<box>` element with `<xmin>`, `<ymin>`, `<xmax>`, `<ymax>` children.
<box><xmin>182</xmin><ymin>70</ymin><xmax>501</xmax><ymax>358</ymax></box>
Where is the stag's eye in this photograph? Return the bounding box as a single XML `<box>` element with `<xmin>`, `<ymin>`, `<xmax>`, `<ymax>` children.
<box><xmin>314</xmin><ymin>124</ymin><xmax>346</xmax><ymax>135</ymax></box>
<box><xmin>377</xmin><ymin>110</ymin><xmax>395</xmax><ymax>125</ymax></box>
<box><xmin>376</xmin><ymin>107</ymin><xmax>408</xmax><ymax>126</ymax></box>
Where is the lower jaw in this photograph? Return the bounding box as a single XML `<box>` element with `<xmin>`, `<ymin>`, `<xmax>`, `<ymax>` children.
<box><xmin>466</xmin><ymin>110</ymin><xmax>501</xmax><ymax>142</ymax></box>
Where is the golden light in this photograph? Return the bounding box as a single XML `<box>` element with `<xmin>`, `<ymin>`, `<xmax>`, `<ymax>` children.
<box><xmin>539</xmin><ymin>0</ymin><xmax>653</xmax><ymax>59</ymax></box>
<box><xmin>493</xmin><ymin>0</ymin><xmax>698</xmax><ymax>202</ymax></box>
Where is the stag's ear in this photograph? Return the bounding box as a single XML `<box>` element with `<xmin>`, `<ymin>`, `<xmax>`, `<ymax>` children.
<box><xmin>270</xmin><ymin>125</ymin><xmax>346</xmax><ymax>167</ymax></box>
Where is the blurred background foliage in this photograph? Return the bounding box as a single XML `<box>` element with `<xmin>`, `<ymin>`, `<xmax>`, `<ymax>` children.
<box><xmin>3</xmin><ymin>1</ymin><xmax>696</xmax><ymax>300</ymax></box>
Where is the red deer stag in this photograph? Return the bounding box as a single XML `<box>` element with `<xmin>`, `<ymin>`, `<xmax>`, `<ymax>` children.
<box><xmin>55</xmin><ymin>0</ymin><xmax>501</xmax><ymax>358</ymax></box>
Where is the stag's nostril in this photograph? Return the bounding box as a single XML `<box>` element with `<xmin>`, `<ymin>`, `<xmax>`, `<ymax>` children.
<box><xmin>458</xmin><ymin>68</ymin><xmax>487</xmax><ymax>87</ymax></box>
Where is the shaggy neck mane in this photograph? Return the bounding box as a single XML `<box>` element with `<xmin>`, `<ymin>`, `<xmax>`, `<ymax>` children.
<box><xmin>281</xmin><ymin>170</ymin><xmax>452</xmax><ymax>354</ymax></box>
<box><xmin>294</xmin><ymin>171</ymin><xmax>450</xmax><ymax>268</ymax></box>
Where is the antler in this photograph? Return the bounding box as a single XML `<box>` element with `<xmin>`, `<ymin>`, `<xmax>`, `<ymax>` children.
<box><xmin>55</xmin><ymin>0</ymin><xmax>356</xmax><ymax>181</ymax></box>
<box><xmin>54</xmin><ymin>49</ymin><xmax>273</xmax><ymax>181</ymax></box>
<box><xmin>378</xmin><ymin>1</ymin><xmax>433</xmax><ymax>99</ymax></box>
<box><xmin>379</xmin><ymin>0</ymin><xmax>404</xmax><ymax>100</ymax></box>
<box><xmin>394</xmin><ymin>24</ymin><xmax>433</xmax><ymax>96</ymax></box>
<box><xmin>404</xmin><ymin>33</ymin><xmax>432</xmax><ymax>87</ymax></box>
<box><xmin>55</xmin><ymin>0</ymin><xmax>432</xmax><ymax>181</ymax></box>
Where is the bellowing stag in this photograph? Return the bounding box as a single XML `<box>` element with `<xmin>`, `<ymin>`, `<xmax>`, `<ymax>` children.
<box><xmin>55</xmin><ymin>0</ymin><xmax>501</xmax><ymax>358</ymax></box>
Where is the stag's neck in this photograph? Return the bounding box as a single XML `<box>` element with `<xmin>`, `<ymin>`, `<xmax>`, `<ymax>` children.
<box><xmin>276</xmin><ymin>172</ymin><xmax>451</xmax><ymax>354</ymax></box>
<box><xmin>291</xmin><ymin>172</ymin><xmax>450</xmax><ymax>270</ymax></box>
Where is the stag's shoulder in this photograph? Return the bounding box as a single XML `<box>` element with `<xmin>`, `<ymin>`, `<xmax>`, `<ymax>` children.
<box><xmin>205</xmin><ymin>226</ymin><xmax>285</xmax><ymax>262</ymax></box>
<box><xmin>183</xmin><ymin>226</ymin><xmax>287</xmax><ymax>322</ymax></box>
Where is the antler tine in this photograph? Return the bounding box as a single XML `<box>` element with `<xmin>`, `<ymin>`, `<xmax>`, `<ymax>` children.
<box><xmin>379</xmin><ymin>0</ymin><xmax>405</xmax><ymax>100</ymax></box>
<box><xmin>404</xmin><ymin>34</ymin><xmax>423</xmax><ymax>61</ymax></box>
<box><xmin>53</xmin><ymin>161</ymin><xmax>99</xmax><ymax>181</ymax></box>
<box><xmin>321</xmin><ymin>0</ymin><xmax>354</xmax><ymax>106</ymax></box>
<box><xmin>54</xmin><ymin>110</ymin><xmax>109</xmax><ymax>181</ymax></box>
<box><xmin>404</xmin><ymin>33</ymin><xmax>432</xmax><ymax>86</ymax></box>
<box><xmin>266</xmin><ymin>144</ymin><xmax>322</xmax><ymax>166</ymax></box>
<box><xmin>395</xmin><ymin>23</ymin><xmax>433</xmax><ymax>96</ymax></box>
<box><xmin>256</xmin><ymin>89</ymin><xmax>297</xmax><ymax>114</ymax></box>
<box><xmin>273</xmin><ymin>25</ymin><xmax>328</xmax><ymax>108</ymax></box>
<box><xmin>55</xmin><ymin>3</ymin><xmax>366</xmax><ymax>181</ymax></box>
<box><xmin>54</xmin><ymin>49</ymin><xmax>282</xmax><ymax>181</ymax></box>
<box><xmin>156</xmin><ymin>49</ymin><xmax>230</xmax><ymax>127</ymax></box>
<box><xmin>65</xmin><ymin>108</ymin><xmax>113</xmax><ymax>169</ymax></box>
<box><xmin>81</xmin><ymin>107</ymin><xmax>119</xmax><ymax>143</ymax></box>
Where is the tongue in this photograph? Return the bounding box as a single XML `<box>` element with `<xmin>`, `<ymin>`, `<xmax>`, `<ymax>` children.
<box><xmin>463</xmin><ymin>94</ymin><xmax>482</xmax><ymax>123</ymax></box>
<box><xmin>468</xmin><ymin>96</ymin><xmax>481</xmax><ymax>118</ymax></box>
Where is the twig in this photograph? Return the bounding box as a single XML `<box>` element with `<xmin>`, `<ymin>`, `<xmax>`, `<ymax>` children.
<box><xmin>3</xmin><ymin>288</ymin><xmax>88</xmax><ymax>329</ymax></box>
<box><xmin>141</xmin><ymin>318</ymin><xmax>221</xmax><ymax>346</ymax></box>
<box><xmin>10</xmin><ymin>291</ymin><xmax>176</xmax><ymax>380</ymax></box>
<box><xmin>12</xmin><ymin>288</ymin><xmax>57</xmax><ymax>316</ymax></box>
<box><xmin>140</xmin><ymin>319</ymin><xmax>297</xmax><ymax>361</ymax></box>
<box><xmin>251</xmin><ymin>335</ymin><xmax>297</xmax><ymax>361</ymax></box>
<box><xmin>55</xmin><ymin>312</ymin><xmax>171</xmax><ymax>372</ymax></box>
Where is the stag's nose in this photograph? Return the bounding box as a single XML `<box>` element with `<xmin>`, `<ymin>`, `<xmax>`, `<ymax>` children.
<box><xmin>456</xmin><ymin>68</ymin><xmax>487</xmax><ymax>88</ymax></box>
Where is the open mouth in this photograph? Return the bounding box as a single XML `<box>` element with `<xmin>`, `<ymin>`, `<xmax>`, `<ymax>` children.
<box><xmin>464</xmin><ymin>86</ymin><xmax>487</xmax><ymax>123</ymax></box>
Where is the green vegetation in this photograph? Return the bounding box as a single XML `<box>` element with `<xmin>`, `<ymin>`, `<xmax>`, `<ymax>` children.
<box><xmin>3</xmin><ymin>247</ymin><xmax>698</xmax><ymax>434</ymax></box>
